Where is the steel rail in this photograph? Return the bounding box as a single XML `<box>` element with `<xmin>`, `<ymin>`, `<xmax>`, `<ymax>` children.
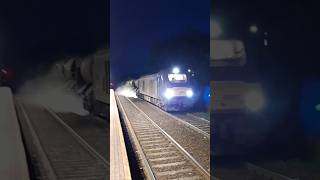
<box><xmin>115</xmin><ymin>95</ymin><xmax>156</xmax><ymax>180</ymax></box>
<box><xmin>142</xmin><ymin>101</ymin><xmax>210</xmax><ymax>138</ymax></box>
<box><xmin>45</xmin><ymin>107</ymin><xmax>109</xmax><ymax>166</ymax></box>
<box><xmin>126</xmin><ymin>97</ymin><xmax>211</xmax><ymax>179</ymax></box>
<box><xmin>18</xmin><ymin>103</ymin><xmax>58</xmax><ymax>180</ymax></box>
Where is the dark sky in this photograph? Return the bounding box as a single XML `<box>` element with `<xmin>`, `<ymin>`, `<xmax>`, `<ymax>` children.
<box><xmin>211</xmin><ymin>0</ymin><xmax>320</xmax><ymax>106</ymax></box>
<box><xmin>111</xmin><ymin>0</ymin><xmax>320</xmax><ymax>84</ymax></box>
<box><xmin>0</xmin><ymin>0</ymin><xmax>108</xmax><ymax>85</ymax></box>
<box><xmin>110</xmin><ymin>0</ymin><xmax>210</xmax><ymax>83</ymax></box>
<box><xmin>212</xmin><ymin>0</ymin><xmax>320</xmax><ymax>130</ymax></box>
<box><xmin>212</xmin><ymin>0</ymin><xmax>320</xmax><ymax>76</ymax></box>
<box><xmin>212</xmin><ymin>0</ymin><xmax>320</xmax><ymax>154</ymax></box>
<box><xmin>1</xmin><ymin>0</ymin><xmax>318</xmax><ymax>85</ymax></box>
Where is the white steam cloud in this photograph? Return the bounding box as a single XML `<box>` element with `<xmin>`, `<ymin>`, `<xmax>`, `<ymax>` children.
<box><xmin>17</xmin><ymin>65</ymin><xmax>89</xmax><ymax>116</ymax></box>
<box><xmin>116</xmin><ymin>81</ymin><xmax>137</xmax><ymax>98</ymax></box>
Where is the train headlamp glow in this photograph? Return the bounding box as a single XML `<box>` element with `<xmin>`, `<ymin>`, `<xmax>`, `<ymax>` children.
<box><xmin>164</xmin><ymin>89</ymin><xmax>174</xmax><ymax>99</ymax></box>
<box><xmin>244</xmin><ymin>90</ymin><xmax>265</xmax><ymax>111</ymax></box>
<box><xmin>172</xmin><ymin>67</ymin><xmax>180</xmax><ymax>74</ymax></box>
<box><xmin>186</xmin><ymin>90</ymin><xmax>193</xmax><ymax>97</ymax></box>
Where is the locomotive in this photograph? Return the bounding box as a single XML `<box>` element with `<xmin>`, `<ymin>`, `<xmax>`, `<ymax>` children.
<box><xmin>211</xmin><ymin>39</ymin><xmax>267</xmax><ymax>156</ymax></box>
<box><xmin>134</xmin><ymin>67</ymin><xmax>195</xmax><ymax>111</ymax></box>
<box><xmin>57</xmin><ymin>49</ymin><xmax>109</xmax><ymax>117</ymax></box>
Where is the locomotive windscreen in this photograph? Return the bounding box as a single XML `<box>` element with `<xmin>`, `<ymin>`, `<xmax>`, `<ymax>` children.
<box><xmin>168</xmin><ymin>74</ymin><xmax>187</xmax><ymax>83</ymax></box>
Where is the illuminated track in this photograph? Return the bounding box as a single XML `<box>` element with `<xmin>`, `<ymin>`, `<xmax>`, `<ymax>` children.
<box><xmin>17</xmin><ymin>103</ymin><xmax>108</xmax><ymax>180</ymax></box>
<box><xmin>139</xmin><ymin>101</ymin><xmax>210</xmax><ymax>138</ymax></box>
<box><xmin>169</xmin><ymin>112</ymin><xmax>210</xmax><ymax>138</ymax></box>
<box><xmin>136</xmin><ymin>97</ymin><xmax>210</xmax><ymax>138</ymax></box>
<box><xmin>116</xmin><ymin>95</ymin><xmax>210</xmax><ymax>180</ymax></box>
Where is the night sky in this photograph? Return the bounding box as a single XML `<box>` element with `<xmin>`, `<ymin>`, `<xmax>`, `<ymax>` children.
<box><xmin>0</xmin><ymin>0</ymin><xmax>108</xmax><ymax>86</ymax></box>
<box><xmin>0</xmin><ymin>0</ymin><xmax>318</xmax><ymax>85</ymax></box>
<box><xmin>212</xmin><ymin>0</ymin><xmax>320</xmax><ymax>76</ymax></box>
<box><xmin>212</xmin><ymin>0</ymin><xmax>320</xmax><ymax>119</ymax></box>
<box><xmin>212</xmin><ymin>0</ymin><xmax>320</xmax><ymax>154</ymax></box>
<box><xmin>110</xmin><ymin>0</ymin><xmax>210</xmax><ymax>83</ymax></box>
<box><xmin>212</xmin><ymin>0</ymin><xmax>320</xmax><ymax>99</ymax></box>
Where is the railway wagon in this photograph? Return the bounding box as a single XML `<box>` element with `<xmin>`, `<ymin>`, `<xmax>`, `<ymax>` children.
<box><xmin>134</xmin><ymin>68</ymin><xmax>195</xmax><ymax>111</ymax></box>
<box><xmin>59</xmin><ymin>49</ymin><xmax>109</xmax><ymax>117</ymax></box>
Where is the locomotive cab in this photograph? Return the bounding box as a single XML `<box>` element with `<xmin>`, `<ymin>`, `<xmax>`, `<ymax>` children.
<box><xmin>135</xmin><ymin>67</ymin><xmax>195</xmax><ymax>112</ymax></box>
<box><xmin>161</xmin><ymin>70</ymin><xmax>194</xmax><ymax>111</ymax></box>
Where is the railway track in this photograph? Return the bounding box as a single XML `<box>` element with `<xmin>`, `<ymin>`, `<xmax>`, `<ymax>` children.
<box><xmin>133</xmin><ymin>97</ymin><xmax>210</xmax><ymax>138</ymax></box>
<box><xmin>129</xmin><ymin>98</ymin><xmax>210</xmax><ymax>171</ymax></box>
<box><xmin>187</xmin><ymin>113</ymin><xmax>209</xmax><ymax>122</ymax></box>
<box><xmin>116</xmin><ymin>95</ymin><xmax>210</xmax><ymax>180</ymax></box>
<box><xmin>171</xmin><ymin>113</ymin><xmax>210</xmax><ymax>137</ymax></box>
<box><xmin>17</xmin><ymin>103</ymin><xmax>108</xmax><ymax>180</ymax></box>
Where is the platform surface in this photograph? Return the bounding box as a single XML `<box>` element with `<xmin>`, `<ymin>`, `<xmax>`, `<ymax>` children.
<box><xmin>110</xmin><ymin>89</ymin><xmax>132</xmax><ymax>180</ymax></box>
<box><xmin>0</xmin><ymin>87</ymin><xmax>30</xmax><ymax>180</ymax></box>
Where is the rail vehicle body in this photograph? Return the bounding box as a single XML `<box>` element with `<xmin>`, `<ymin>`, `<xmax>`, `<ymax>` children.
<box><xmin>211</xmin><ymin>23</ymin><xmax>315</xmax><ymax>162</ymax></box>
<box><xmin>58</xmin><ymin>49</ymin><xmax>109</xmax><ymax>117</ymax></box>
<box><xmin>211</xmin><ymin>39</ymin><xmax>268</xmax><ymax>156</ymax></box>
<box><xmin>134</xmin><ymin>68</ymin><xmax>195</xmax><ymax>111</ymax></box>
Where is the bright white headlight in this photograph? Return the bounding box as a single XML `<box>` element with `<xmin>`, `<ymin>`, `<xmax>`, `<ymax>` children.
<box><xmin>172</xmin><ymin>67</ymin><xmax>180</xmax><ymax>74</ymax></box>
<box><xmin>164</xmin><ymin>89</ymin><xmax>174</xmax><ymax>99</ymax></box>
<box><xmin>244</xmin><ymin>90</ymin><xmax>265</xmax><ymax>111</ymax></box>
<box><xmin>186</xmin><ymin>90</ymin><xmax>193</xmax><ymax>97</ymax></box>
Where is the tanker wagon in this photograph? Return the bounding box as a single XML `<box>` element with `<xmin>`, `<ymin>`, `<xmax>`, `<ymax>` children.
<box><xmin>59</xmin><ymin>49</ymin><xmax>109</xmax><ymax>117</ymax></box>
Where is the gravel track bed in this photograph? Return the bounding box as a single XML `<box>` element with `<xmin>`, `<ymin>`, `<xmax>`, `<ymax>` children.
<box><xmin>57</xmin><ymin>113</ymin><xmax>109</xmax><ymax>161</ymax></box>
<box><xmin>190</xmin><ymin>112</ymin><xmax>210</xmax><ymax>121</ymax></box>
<box><xmin>22</xmin><ymin>105</ymin><xmax>108</xmax><ymax>179</ymax></box>
<box><xmin>130</xmin><ymin>97</ymin><xmax>210</xmax><ymax>172</ymax></box>
<box><xmin>118</xmin><ymin>96</ymin><xmax>208</xmax><ymax>179</ymax></box>
<box><xmin>174</xmin><ymin>113</ymin><xmax>210</xmax><ymax>135</ymax></box>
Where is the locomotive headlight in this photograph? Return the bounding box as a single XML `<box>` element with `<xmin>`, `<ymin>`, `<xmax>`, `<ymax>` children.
<box><xmin>172</xmin><ymin>67</ymin><xmax>180</xmax><ymax>74</ymax></box>
<box><xmin>244</xmin><ymin>90</ymin><xmax>265</xmax><ymax>112</ymax></box>
<box><xmin>186</xmin><ymin>90</ymin><xmax>193</xmax><ymax>97</ymax></box>
<box><xmin>164</xmin><ymin>89</ymin><xmax>174</xmax><ymax>99</ymax></box>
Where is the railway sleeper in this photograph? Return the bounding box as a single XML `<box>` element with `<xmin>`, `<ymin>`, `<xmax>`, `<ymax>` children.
<box><xmin>146</xmin><ymin>150</ymin><xmax>177</xmax><ymax>157</ymax></box>
<box><xmin>158</xmin><ymin>171</ymin><xmax>201</xmax><ymax>180</ymax></box>
<box><xmin>144</xmin><ymin>148</ymin><xmax>174</xmax><ymax>154</ymax></box>
<box><xmin>153</xmin><ymin>164</ymin><xmax>195</xmax><ymax>174</ymax></box>
<box><xmin>148</xmin><ymin>156</ymin><xmax>181</xmax><ymax>162</ymax></box>
<box><xmin>142</xmin><ymin>143</ymin><xmax>172</xmax><ymax>149</ymax></box>
<box><xmin>133</xmin><ymin>127</ymin><xmax>157</xmax><ymax>131</ymax></box>
<box><xmin>138</xmin><ymin>134</ymin><xmax>163</xmax><ymax>139</ymax></box>
<box><xmin>152</xmin><ymin>161</ymin><xmax>187</xmax><ymax>169</ymax></box>
<box><xmin>135</xmin><ymin>131</ymin><xmax>161</xmax><ymax>135</ymax></box>
<box><xmin>149</xmin><ymin>157</ymin><xmax>186</xmax><ymax>165</ymax></box>
<box><xmin>139</xmin><ymin>136</ymin><xmax>164</xmax><ymax>141</ymax></box>
<box><xmin>139</xmin><ymin>139</ymin><xmax>167</xmax><ymax>145</ymax></box>
<box><xmin>140</xmin><ymin>141</ymin><xmax>169</xmax><ymax>147</ymax></box>
<box><xmin>155</xmin><ymin>168</ymin><xmax>194</xmax><ymax>177</ymax></box>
